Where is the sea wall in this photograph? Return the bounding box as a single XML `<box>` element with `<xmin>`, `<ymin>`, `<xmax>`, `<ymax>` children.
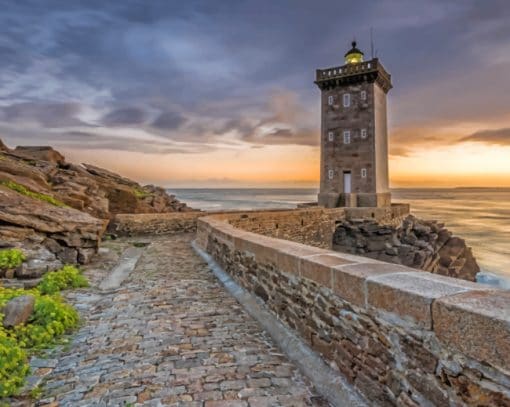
<box><xmin>196</xmin><ymin>214</ymin><xmax>510</xmax><ymax>406</ymax></box>
<box><xmin>109</xmin><ymin>205</ymin><xmax>409</xmax><ymax>244</ymax></box>
<box><xmin>108</xmin><ymin>212</ymin><xmax>202</xmax><ymax>236</ymax></box>
<box><xmin>344</xmin><ymin>203</ymin><xmax>410</xmax><ymax>227</ymax></box>
<box><xmin>225</xmin><ymin>208</ymin><xmax>345</xmax><ymax>249</ymax></box>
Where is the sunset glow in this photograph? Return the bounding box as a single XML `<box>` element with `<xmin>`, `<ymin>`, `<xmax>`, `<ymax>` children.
<box><xmin>1</xmin><ymin>1</ymin><xmax>509</xmax><ymax>188</ymax></box>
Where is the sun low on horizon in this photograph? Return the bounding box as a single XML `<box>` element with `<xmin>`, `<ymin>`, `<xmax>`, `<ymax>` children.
<box><xmin>1</xmin><ymin>1</ymin><xmax>510</xmax><ymax>189</ymax></box>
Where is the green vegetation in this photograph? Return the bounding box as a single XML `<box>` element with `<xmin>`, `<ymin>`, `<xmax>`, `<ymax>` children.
<box><xmin>131</xmin><ymin>242</ymin><xmax>149</xmax><ymax>248</ymax></box>
<box><xmin>0</xmin><ymin>330</ymin><xmax>29</xmax><ymax>398</ymax></box>
<box><xmin>0</xmin><ymin>180</ymin><xmax>66</xmax><ymax>207</ymax></box>
<box><xmin>0</xmin><ymin>265</ymin><xmax>87</xmax><ymax>397</ymax></box>
<box><xmin>37</xmin><ymin>265</ymin><xmax>89</xmax><ymax>295</ymax></box>
<box><xmin>0</xmin><ymin>249</ymin><xmax>25</xmax><ymax>271</ymax></box>
<box><xmin>133</xmin><ymin>186</ymin><xmax>150</xmax><ymax>199</ymax></box>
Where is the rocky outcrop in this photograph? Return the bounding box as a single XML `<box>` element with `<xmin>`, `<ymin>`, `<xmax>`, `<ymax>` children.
<box><xmin>0</xmin><ymin>185</ymin><xmax>107</xmax><ymax>276</ymax></box>
<box><xmin>1</xmin><ymin>141</ymin><xmax>194</xmax><ymax>219</ymax></box>
<box><xmin>333</xmin><ymin>215</ymin><xmax>480</xmax><ymax>281</ymax></box>
<box><xmin>0</xmin><ymin>138</ymin><xmax>194</xmax><ymax>280</ymax></box>
<box><xmin>12</xmin><ymin>145</ymin><xmax>65</xmax><ymax>165</ymax></box>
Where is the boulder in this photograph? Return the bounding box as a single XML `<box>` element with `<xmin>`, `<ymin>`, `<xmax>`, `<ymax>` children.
<box><xmin>15</xmin><ymin>247</ymin><xmax>63</xmax><ymax>278</ymax></box>
<box><xmin>12</xmin><ymin>146</ymin><xmax>65</xmax><ymax>165</ymax></box>
<box><xmin>2</xmin><ymin>295</ymin><xmax>35</xmax><ymax>328</ymax></box>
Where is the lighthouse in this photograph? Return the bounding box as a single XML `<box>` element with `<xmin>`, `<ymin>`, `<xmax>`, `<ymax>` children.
<box><xmin>315</xmin><ymin>41</ymin><xmax>392</xmax><ymax>208</ymax></box>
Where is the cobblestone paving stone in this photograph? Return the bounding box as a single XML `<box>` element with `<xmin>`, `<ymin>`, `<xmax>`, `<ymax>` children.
<box><xmin>39</xmin><ymin>233</ymin><xmax>330</xmax><ymax>407</ymax></box>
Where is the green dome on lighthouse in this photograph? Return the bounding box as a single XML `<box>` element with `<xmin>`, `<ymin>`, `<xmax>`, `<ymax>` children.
<box><xmin>344</xmin><ymin>41</ymin><xmax>364</xmax><ymax>64</ymax></box>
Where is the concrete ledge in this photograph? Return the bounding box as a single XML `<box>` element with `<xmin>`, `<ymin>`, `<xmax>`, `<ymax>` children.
<box><xmin>332</xmin><ymin>263</ymin><xmax>406</xmax><ymax>307</ymax></box>
<box><xmin>366</xmin><ymin>271</ymin><xmax>485</xmax><ymax>328</ymax></box>
<box><xmin>433</xmin><ymin>290</ymin><xmax>510</xmax><ymax>372</ymax></box>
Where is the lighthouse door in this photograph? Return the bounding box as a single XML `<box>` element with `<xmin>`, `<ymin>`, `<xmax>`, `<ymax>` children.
<box><xmin>343</xmin><ymin>171</ymin><xmax>352</xmax><ymax>193</ymax></box>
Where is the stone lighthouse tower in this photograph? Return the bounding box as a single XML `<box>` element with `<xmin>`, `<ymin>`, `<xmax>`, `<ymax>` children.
<box><xmin>315</xmin><ymin>41</ymin><xmax>392</xmax><ymax>208</ymax></box>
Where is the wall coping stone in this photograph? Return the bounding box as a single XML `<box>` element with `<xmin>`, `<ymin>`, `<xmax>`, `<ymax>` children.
<box><xmin>433</xmin><ymin>290</ymin><xmax>510</xmax><ymax>373</ymax></box>
<box><xmin>366</xmin><ymin>271</ymin><xmax>489</xmax><ymax>329</ymax></box>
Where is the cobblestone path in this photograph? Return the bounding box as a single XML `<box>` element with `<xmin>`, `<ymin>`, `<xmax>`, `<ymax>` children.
<box><xmin>39</xmin><ymin>234</ymin><xmax>328</xmax><ymax>407</ymax></box>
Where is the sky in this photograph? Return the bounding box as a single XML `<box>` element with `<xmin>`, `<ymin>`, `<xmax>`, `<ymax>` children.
<box><xmin>1</xmin><ymin>0</ymin><xmax>510</xmax><ymax>188</ymax></box>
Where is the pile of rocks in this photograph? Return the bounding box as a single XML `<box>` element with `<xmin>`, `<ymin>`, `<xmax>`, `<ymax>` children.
<box><xmin>0</xmin><ymin>139</ymin><xmax>194</xmax><ymax>282</ymax></box>
<box><xmin>333</xmin><ymin>215</ymin><xmax>480</xmax><ymax>281</ymax></box>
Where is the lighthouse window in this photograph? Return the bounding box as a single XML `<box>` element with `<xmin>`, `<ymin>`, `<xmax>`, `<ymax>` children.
<box><xmin>328</xmin><ymin>169</ymin><xmax>334</xmax><ymax>180</ymax></box>
<box><xmin>361</xmin><ymin>90</ymin><xmax>367</xmax><ymax>100</ymax></box>
<box><xmin>361</xmin><ymin>128</ymin><xmax>367</xmax><ymax>139</ymax></box>
<box><xmin>361</xmin><ymin>168</ymin><xmax>367</xmax><ymax>178</ymax></box>
<box><xmin>343</xmin><ymin>93</ymin><xmax>351</xmax><ymax>107</ymax></box>
<box><xmin>328</xmin><ymin>131</ymin><xmax>334</xmax><ymax>141</ymax></box>
<box><xmin>328</xmin><ymin>95</ymin><xmax>334</xmax><ymax>105</ymax></box>
<box><xmin>343</xmin><ymin>130</ymin><xmax>351</xmax><ymax>144</ymax></box>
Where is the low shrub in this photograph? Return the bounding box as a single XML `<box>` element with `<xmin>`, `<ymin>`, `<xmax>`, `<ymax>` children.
<box><xmin>0</xmin><ymin>265</ymin><xmax>88</xmax><ymax>397</ymax></box>
<box><xmin>0</xmin><ymin>249</ymin><xmax>25</xmax><ymax>271</ymax></box>
<box><xmin>14</xmin><ymin>295</ymin><xmax>79</xmax><ymax>350</ymax></box>
<box><xmin>0</xmin><ymin>329</ymin><xmax>29</xmax><ymax>398</ymax></box>
<box><xmin>37</xmin><ymin>265</ymin><xmax>88</xmax><ymax>295</ymax></box>
<box><xmin>1</xmin><ymin>180</ymin><xmax>66</xmax><ymax>207</ymax></box>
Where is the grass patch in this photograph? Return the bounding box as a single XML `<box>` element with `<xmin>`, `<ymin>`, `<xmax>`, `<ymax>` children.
<box><xmin>133</xmin><ymin>187</ymin><xmax>150</xmax><ymax>199</ymax></box>
<box><xmin>0</xmin><ymin>265</ymin><xmax>87</xmax><ymax>398</ymax></box>
<box><xmin>131</xmin><ymin>242</ymin><xmax>149</xmax><ymax>248</ymax></box>
<box><xmin>0</xmin><ymin>249</ymin><xmax>25</xmax><ymax>271</ymax></box>
<box><xmin>0</xmin><ymin>180</ymin><xmax>66</xmax><ymax>207</ymax></box>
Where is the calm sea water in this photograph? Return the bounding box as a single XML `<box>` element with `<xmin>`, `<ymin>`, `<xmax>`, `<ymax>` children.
<box><xmin>169</xmin><ymin>188</ymin><xmax>510</xmax><ymax>288</ymax></box>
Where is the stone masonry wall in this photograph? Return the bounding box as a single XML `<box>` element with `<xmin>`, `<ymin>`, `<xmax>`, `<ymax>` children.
<box><xmin>226</xmin><ymin>208</ymin><xmax>346</xmax><ymax>249</ymax></box>
<box><xmin>197</xmin><ymin>215</ymin><xmax>510</xmax><ymax>407</ymax></box>
<box><xmin>108</xmin><ymin>212</ymin><xmax>202</xmax><ymax>236</ymax></box>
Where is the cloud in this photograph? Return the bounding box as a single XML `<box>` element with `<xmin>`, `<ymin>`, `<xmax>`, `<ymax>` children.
<box><xmin>461</xmin><ymin>128</ymin><xmax>510</xmax><ymax>145</ymax></box>
<box><xmin>100</xmin><ymin>107</ymin><xmax>148</xmax><ymax>126</ymax></box>
<box><xmin>1</xmin><ymin>0</ymin><xmax>510</xmax><ymax>180</ymax></box>
<box><xmin>0</xmin><ymin>102</ymin><xmax>86</xmax><ymax>127</ymax></box>
<box><xmin>211</xmin><ymin>91</ymin><xmax>319</xmax><ymax>147</ymax></box>
<box><xmin>388</xmin><ymin>126</ymin><xmax>465</xmax><ymax>157</ymax></box>
<box><xmin>151</xmin><ymin>111</ymin><xmax>187</xmax><ymax>130</ymax></box>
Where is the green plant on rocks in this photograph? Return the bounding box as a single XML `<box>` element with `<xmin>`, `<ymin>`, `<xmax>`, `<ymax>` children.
<box><xmin>0</xmin><ymin>329</ymin><xmax>29</xmax><ymax>398</ymax></box>
<box><xmin>0</xmin><ymin>249</ymin><xmax>25</xmax><ymax>271</ymax></box>
<box><xmin>0</xmin><ymin>265</ymin><xmax>88</xmax><ymax>397</ymax></box>
<box><xmin>37</xmin><ymin>265</ymin><xmax>89</xmax><ymax>295</ymax></box>
<box><xmin>133</xmin><ymin>186</ymin><xmax>150</xmax><ymax>199</ymax></box>
<box><xmin>0</xmin><ymin>180</ymin><xmax>66</xmax><ymax>207</ymax></box>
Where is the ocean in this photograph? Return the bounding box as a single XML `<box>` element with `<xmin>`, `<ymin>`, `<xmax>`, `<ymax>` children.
<box><xmin>169</xmin><ymin>188</ymin><xmax>510</xmax><ymax>289</ymax></box>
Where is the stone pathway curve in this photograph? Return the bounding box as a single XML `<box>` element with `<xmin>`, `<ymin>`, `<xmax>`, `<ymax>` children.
<box><xmin>38</xmin><ymin>233</ymin><xmax>329</xmax><ymax>406</ymax></box>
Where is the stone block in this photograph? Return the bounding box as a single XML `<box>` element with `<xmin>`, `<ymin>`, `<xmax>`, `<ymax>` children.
<box><xmin>274</xmin><ymin>242</ymin><xmax>327</xmax><ymax>276</ymax></box>
<box><xmin>233</xmin><ymin>232</ymin><xmax>279</xmax><ymax>265</ymax></box>
<box><xmin>299</xmin><ymin>254</ymin><xmax>353</xmax><ymax>288</ymax></box>
<box><xmin>366</xmin><ymin>271</ymin><xmax>483</xmax><ymax>328</ymax></box>
<box><xmin>432</xmin><ymin>290</ymin><xmax>510</xmax><ymax>372</ymax></box>
<box><xmin>332</xmin><ymin>262</ymin><xmax>407</xmax><ymax>307</ymax></box>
